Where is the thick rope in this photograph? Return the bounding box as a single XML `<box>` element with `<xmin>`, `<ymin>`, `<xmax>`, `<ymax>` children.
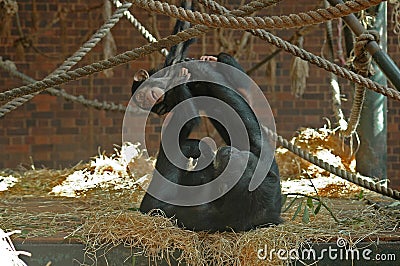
<box><xmin>0</xmin><ymin>28</ymin><xmax>205</xmax><ymax>101</ymax></box>
<box><xmin>131</xmin><ymin>0</ymin><xmax>383</xmax><ymax>30</ymax></box>
<box><xmin>323</xmin><ymin>0</ymin><xmax>347</xmax><ymax>130</ymax></box>
<box><xmin>2</xmin><ymin>1</ymin><xmax>398</xmax><ymax>103</ymax></box>
<box><xmin>0</xmin><ymin>58</ymin><xmax>137</xmax><ymax>113</ymax></box>
<box><xmin>262</xmin><ymin>126</ymin><xmax>400</xmax><ymax>200</ymax></box>
<box><xmin>341</xmin><ymin>32</ymin><xmax>378</xmax><ymax>136</ymax></box>
<box><xmin>110</xmin><ymin>0</ymin><xmax>168</xmax><ymax>56</ymax></box>
<box><xmin>0</xmin><ymin>29</ymin><xmax>198</xmax><ymax>101</ymax></box>
<box><xmin>0</xmin><ymin>0</ymin><xmax>267</xmax><ymax>113</ymax></box>
<box><xmin>200</xmin><ymin>0</ymin><xmax>400</xmax><ymax>101</ymax></box>
<box><xmin>53</xmin><ymin>2</ymin><xmax>132</xmax><ymax>75</ymax></box>
<box><xmin>0</xmin><ymin>2</ymin><xmax>132</xmax><ymax>117</ymax></box>
<box><xmin>0</xmin><ymin>0</ymin><xmax>267</xmax><ymax>104</ymax></box>
<box><xmin>250</xmin><ymin>29</ymin><xmax>399</xmax><ymax>99</ymax></box>
<box><xmin>200</xmin><ymin>0</ymin><xmax>283</xmax><ymax>17</ymax></box>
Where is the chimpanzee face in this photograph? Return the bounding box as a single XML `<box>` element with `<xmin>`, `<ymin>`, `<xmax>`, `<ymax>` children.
<box><xmin>132</xmin><ymin>69</ymin><xmax>165</xmax><ymax>110</ymax></box>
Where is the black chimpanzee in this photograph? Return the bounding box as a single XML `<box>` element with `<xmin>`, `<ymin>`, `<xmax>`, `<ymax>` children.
<box><xmin>133</xmin><ymin>65</ymin><xmax>283</xmax><ymax>231</ymax></box>
<box><xmin>140</xmin><ymin>137</ymin><xmax>282</xmax><ymax>232</ymax></box>
<box><xmin>130</xmin><ymin>1</ymin><xmax>282</xmax><ymax>231</ymax></box>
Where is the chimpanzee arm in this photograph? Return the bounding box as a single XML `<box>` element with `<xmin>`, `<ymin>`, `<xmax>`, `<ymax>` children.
<box><xmin>217</xmin><ymin>53</ymin><xmax>245</xmax><ymax>73</ymax></box>
<box><xmin>164</xmin><ymin>0</ymin><xmax>195</xmax><ymax>66</ymax></box>
<box><xmin>157</xmin><ymin>83</ymin><xmax>200</xmax><ymax>142</ymax></box>
<box><xmin>140</xmin><ymin>139</ymin><xmax>199</xmax><ymax>214</ymax></box>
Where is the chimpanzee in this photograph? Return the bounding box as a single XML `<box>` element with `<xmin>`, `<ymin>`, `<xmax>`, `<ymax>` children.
<box><xmin>140</xmin><ymin>138</ymin><xmax>282</xmax><ymax>232</ymax></box>
<box><xmin>134</xmin><ymin>69</ymin><xmax>283</xmax><ymax>231</ymax></box>
<box><xmin>131</xmin><ymin>1</ymin><xmax>282</xmax><ymax>231</ymax></box>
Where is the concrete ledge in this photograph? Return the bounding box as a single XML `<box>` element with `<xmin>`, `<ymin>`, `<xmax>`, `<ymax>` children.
<box><xmin>15</xmin><ymin>241</ymin><xmax>399</xmax><ymax>266</ymax></box>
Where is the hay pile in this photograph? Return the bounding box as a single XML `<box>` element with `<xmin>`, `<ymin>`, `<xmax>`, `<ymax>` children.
<box><xmin>276</xmin><ymin>127</ymin><xmax>356</xmax><ymax>180</ymax></box>
<box><xmin>78</xmin><ymin>198</ymin><xmax>398</xmax><ymax>265</ymax></box>
<box><xmin>50</xmin><ymin>143</ymin><xmax>153</xmax><ymax>198</ymax></box>
<box><xmin>276</xmin><ymin>127</ymin><xmax>362</xmax><ymax>198</ymax></box>
<box><xmin>0</xmin><ymin>134</ymin><xmax>399</xmax><ymax>265</ymax></box>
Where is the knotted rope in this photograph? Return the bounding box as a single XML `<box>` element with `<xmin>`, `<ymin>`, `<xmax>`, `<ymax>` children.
<box><xmin>341</xmin><ymin>31</ymin><xmax>379</xmax><ymax>136</ymax></box>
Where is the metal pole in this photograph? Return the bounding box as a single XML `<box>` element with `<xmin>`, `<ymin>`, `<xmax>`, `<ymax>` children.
<box><xmin>327</xmin><ymin>0</ymin><xmax>400</xmax><ymax>91</ymax></box>
<box><xmin>356</xmin><ymin>3</ymin><xmax>387</xmax><ymax>179</ymax></box>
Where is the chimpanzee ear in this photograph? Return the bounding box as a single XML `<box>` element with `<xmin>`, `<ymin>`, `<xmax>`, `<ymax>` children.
<box><xmin>133</xmin><ymin>69</ymin><xmax>150</xmax><ymax>81</ymax></box>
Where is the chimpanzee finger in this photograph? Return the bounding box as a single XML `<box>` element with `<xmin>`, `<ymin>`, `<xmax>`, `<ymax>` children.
<box><xmin>200</xmin><ymin>55</ymin><xmax>218</xmax><ymax>61</ymax></box>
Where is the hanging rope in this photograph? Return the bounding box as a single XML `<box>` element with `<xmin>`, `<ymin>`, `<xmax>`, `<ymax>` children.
<box><xmin>341</xmin><ymin>31</ymin><xmax>379</xmax><ymax>136</ymax></box>
<box><xmin>110</xmin><ymin>0</ymin><xmax>168</xmax><ymax>56</ymax></box>
<box><xmin>323</xmin><ymin>0</ymin><xmax>347</xmax><ymax>130</ymax></box>
<box><xmin>201</xmin><ymin>0</ymin><xmax>400</xmax><ymax>101</ymax></box>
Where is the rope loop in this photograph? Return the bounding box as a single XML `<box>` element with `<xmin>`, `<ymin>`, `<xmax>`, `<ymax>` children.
<box><xmin>340</xmin><ymin>30</ymin><xmax>379</xmax><ymax>137</ymax></box>
<box><xmin>353</xmin><ymin>30</ymin><xmax>379</xmax><ymax>76</ymax></box>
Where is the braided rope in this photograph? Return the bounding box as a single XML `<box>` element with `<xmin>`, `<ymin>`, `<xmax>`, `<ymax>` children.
<box><xmin>342</xmin><ymin>32</ymin><xmax>378</xmax><ymax>136</ymax></box>
<box><xmin>0</xmin><ymin>0</ymin><xmax>275</xmax><ymax>113</ymax></box>
<box><xmin>0</xmin><ymin>58</ymin><xmax>138</xmax><ymax>113</ymax></box>
<box><xmin>200</xmin><ymin>0</ymin><xmax>283</xmax><ymax>17</ymax></box>
<box><xmin>110</xmin><ymin>0</ymin><xmax>168</xmax><ymax>56</ymax></box>
<box><xmin>53</xmin><ymin>2</ymin><xmax>132</xmax><ymax>75</ymax></box>
<box><xmin>0</xmin><ymin>2</ymin><xmax>132</xmax><ymax>117</ymax></box>
<box><xmin>132</xmin><ymin>0</ymin><xmax>383</xmax><ymax>30</ymax></box>
<box><xmin>253</xmin><ymin>30</ymin><xmax>400</xmax><ymax>99</ymax></box>
<box><xmin>200</xmin><ymin>0</ymin><xmax>279</xmax><ymax>17</ymax></box>
<box><xmin>0</xmin><ymin>0</ymin><xmax>269</xmax><ymax>101</ymax></box>
<box><xmin>201</xmin><ymin>0</ymin><xmax>400</xmax><ymax>101</ymax></box>
<box><xmin>2</xmin><ymin>1</ymin><xmax>397</xmax><ymax>103</ymax></box>
<box><xmin>0</xmin><ymin>26</ymin><xmax>208</xmax><ymax>101</ymax></box>
<box><xmin>262</xmin><ymin>126</ymin><xmax>400</xmax><ymax>200</ymax></box>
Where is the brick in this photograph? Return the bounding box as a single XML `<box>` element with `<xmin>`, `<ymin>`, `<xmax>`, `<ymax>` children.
<box><xmin>56</xmin><ymin>127</ymin><xmax>79</xmax><ymax>134</ymax></box>
<box><xmin>26</xmin><ymin>119</ymin><xmax>37</xmax><ymax>127</ymax></box>
<box><xmin>33</xmin><ymin>135</ymin><xmax>51</xmax><ymax>144</ymax></box>
<box><xmin>7</xmin><ymin>128</ymin><xmax>29</xmax><ymax>135</ymax></box>
<box><xmin>5</xmin><ymin>144</ymin><xmax>29</xmax><ymax>153</ymax></box>
<box><xmin>32</xmin><ymin>144</ymin><xmax>53</xmax><ymax>153</ymax></box>
<box><xmin>32</xmin><ymin>112</ymin><xmax>54</xmax><ymax>119</ymax></box>
<box><xmin>38</xmin><ymin>120</ymin><xmax>50</xmax><ymax>127</ymax></box>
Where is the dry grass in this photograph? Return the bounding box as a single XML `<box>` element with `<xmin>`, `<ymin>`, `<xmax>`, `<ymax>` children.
<box><xmin>0</xmin><ymin>133</ymin><xmax>399</xmax><ymax>265</ymax></box>
<box><xmin>276</xmin><ymin>127</ymin><xmax>356</xmax><ymax>181</ymax></box>
<box><xmin>77</xmin><ymin>195</ymin><xmax>398</xmax><ymax>265</ymax></box>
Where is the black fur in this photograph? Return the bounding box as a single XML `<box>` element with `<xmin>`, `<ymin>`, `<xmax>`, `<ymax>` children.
<box><xmin>164</xmin><ymin>0</ymin><xmax>195</xmax><ymax>66</ymax></box>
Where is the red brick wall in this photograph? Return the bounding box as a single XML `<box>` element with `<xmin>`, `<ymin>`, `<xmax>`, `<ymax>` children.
<box><xmin>1</xmin><ymin>1</ymin><xmax>399</xmax><ymax>188</ymax></box>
